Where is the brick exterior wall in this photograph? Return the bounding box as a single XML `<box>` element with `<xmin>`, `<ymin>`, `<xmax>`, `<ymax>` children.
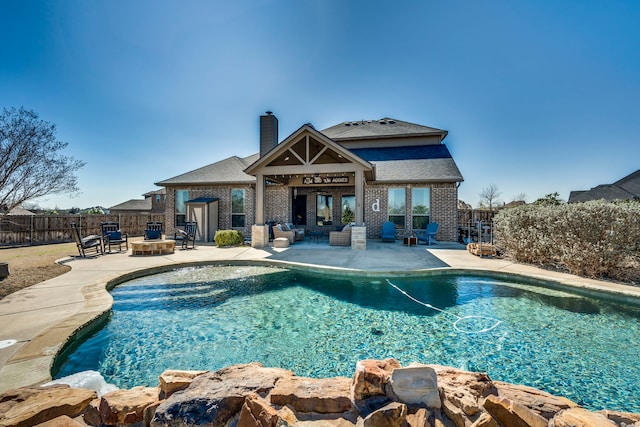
<box><xmin>164</xmin><ymin>185</ymin><xmax>255</xmax><ymax>239</ymax></box>
<box><xmin>265</xmin><ymin>185</ymin><xmax>290</xmax><ymax>224</ymax></box>
<box><xmin>364</xmin><ymin>183</ymin><xmax>458</xmax><ymax>241</ymax></box>
<box><xmin>164</xmin><ymin>182</ymin><xmax>458</xmax><ymax>242</ymax></box>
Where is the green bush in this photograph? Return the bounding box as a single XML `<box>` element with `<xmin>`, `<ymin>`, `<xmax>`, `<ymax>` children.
<box><xmin>214</xmin><ymin>229</ymin><xmax>244</xmax><ymax>247</ymax></box>
<box><xmin>494</xmin><ymin>200</ymin><xmax>640</xmax><ymax>282</ymax></box>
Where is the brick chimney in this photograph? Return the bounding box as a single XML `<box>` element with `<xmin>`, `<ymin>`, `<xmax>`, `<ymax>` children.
<box><xmin>260</xmin><ymin>111</ymin><xmax>278</xmax><ymax>157</ymax></box>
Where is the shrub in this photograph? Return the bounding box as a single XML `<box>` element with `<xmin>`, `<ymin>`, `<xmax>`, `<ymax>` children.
<box><xmin>214</xmin><ymin>229</ymin><xmax>244</xmax><ymax>247</ymax></box>
<box><xmin>494</xmin><ymin>200</ymin><xmax>640</xmax><ymax>282</ymax></box>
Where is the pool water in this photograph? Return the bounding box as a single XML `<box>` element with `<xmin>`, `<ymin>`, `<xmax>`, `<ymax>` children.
<box><xmin>54</xmin><ymin>265</ymin><xmax>640</xmax><ymax>412</ymax></box>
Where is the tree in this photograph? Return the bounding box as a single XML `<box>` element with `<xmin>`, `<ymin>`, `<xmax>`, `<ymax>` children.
<box><xmin>533</xmin><ymin>192</ymin><xmax>564</xmax><ymax>206</ymax></box>
<box><xmin>0</xmin><ymin>107</ymin><xmax>84</xmax><ymax>215</ymax></box>
<box><xmin>513</xmin><ymin>193</ymin><xmax>527</xmax><ymax>203</ymax></box>
<box><xmin>479</xmin><ymin>184</ymin><xmax>502</xmax><ymax>211</ymax></box>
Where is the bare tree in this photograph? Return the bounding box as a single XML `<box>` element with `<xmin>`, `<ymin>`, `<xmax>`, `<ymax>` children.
<box><xmin>0</xmin><ymin>107</ymin><xmax>85</xmax><ymax>215</ymax></box>
<box><xmin>479</xmin><ymin>184</ymin><xmax>502</xmax><ymax>211</ymax></box>
<box><xmin>513</xmin><ymin>193</ymin><xmax>527</xmax><ymax>202</ymax></box>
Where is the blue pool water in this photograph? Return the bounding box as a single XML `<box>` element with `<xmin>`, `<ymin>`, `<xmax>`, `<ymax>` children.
<box><xmin>54</xmin><ymin>265</ymin><xmax>640</xmax><ymax>412</ymax></box>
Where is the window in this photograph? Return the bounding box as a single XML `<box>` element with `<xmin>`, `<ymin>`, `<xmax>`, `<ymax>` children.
<box><xmin>341</xmin><ymin>195</ymin><xmax>355</xmax><ymax>224</ymax></box>
<box><xmin>412</xmin><ymin>188</ymin><xmax>430</xmax><ymax>229</ymax></box>
<box><xmin>175</xmin><ymin>190</ymin><xmax>189</xmax><ymax>226</ymax></box>
<box><xmin>316</xmin><ymin>194</ymin><xmax>333</xmax><ymax>226</ymax></box>
<box><xmin>388</xmin><ymin>188</ymin><xmax>406</xmax><ymax>228</ymax></box>
<box><xmin>156</xmin><ymin>195</ymin><xmax>161</xmax><ymax>203</ymax></box>
<box><xmin>231</xmin><ymin>189</ymin><xmax>246</xmax><ymax>227</ymax></box>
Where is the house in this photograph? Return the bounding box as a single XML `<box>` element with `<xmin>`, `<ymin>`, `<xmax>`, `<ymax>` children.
<box><xmin>108</xmin><ymin>189</ymin><xmax>166</xmax><ymax>215</ymax></box>
<box><xmin>1</xmin><ymin>206</ymin><xmax>36</xmax><ymax>216</ymax></box>
<box><xmin>156</xmin><ymin>112</ymin><xmax>464</xmax><ymax>247</ymax></box>
<box><xmin>568</xmin><ymin>170</ymin><xmax>640</xmax><ymax>203</ymax></box>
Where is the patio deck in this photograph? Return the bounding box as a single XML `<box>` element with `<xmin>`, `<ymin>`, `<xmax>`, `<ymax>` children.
<box><xmin>1</xmin><ymin>239</ymin><xmax>639</xmax><ymax>392</ymax></box>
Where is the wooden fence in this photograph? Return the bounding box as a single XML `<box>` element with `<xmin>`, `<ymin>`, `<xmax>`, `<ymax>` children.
<box><xmin>0</xmin><ymin>214</ymin><xmax>165</xmax><ymax>247</ymax></box>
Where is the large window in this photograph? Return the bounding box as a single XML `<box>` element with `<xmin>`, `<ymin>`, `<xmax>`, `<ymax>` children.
<box><xmin>341</xmin><ymin>195</ymin><xmax>355</xmax><ymax>224</ymax></box>
<box><xmin>412</xmin><ymin>188</ymin><xmax>430</xmax><ymax>229</ymax></box>
<box><xmin>231</xmin><ymin>189</ymin><xmax>246</xmax><ymax>227</ymax></box>
<box><xmin>388</xmin><ymin>188</ymin><xmax>406</xmax><ymax>229</ymax></box>
<box><xmin>175</xmin><ymin>190</ymin><xmax>189</xmax><ymax>226</ymax></box>
<box><xmin>316</xmin><ymin>194</ymin><xmax>333</xmax><ymax>226</ymax></box>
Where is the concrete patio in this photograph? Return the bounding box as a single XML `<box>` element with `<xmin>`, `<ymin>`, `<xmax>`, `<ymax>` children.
<box><xmin>1</xmin><ymin>239</ymin><xmax>639</xmax><ymax>393</ymax></box>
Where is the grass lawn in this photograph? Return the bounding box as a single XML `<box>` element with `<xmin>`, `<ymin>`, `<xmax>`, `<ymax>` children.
<box><xmin>0</xmin><ymin>243</ymin><xmax>78</xmax><ymax>300</ymax></box>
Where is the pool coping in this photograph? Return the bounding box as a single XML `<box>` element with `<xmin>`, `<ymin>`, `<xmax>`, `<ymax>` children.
<box><xmin>1</xmin><ymin>242</ymin><xmax>639</xmax><ymax>393</ymax></box>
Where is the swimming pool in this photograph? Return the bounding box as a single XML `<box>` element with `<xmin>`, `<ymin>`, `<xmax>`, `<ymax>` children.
<box><xmin>54</xmin><ymin>265</ymin><xmax>640</xmax><ymax>412</ymax></box>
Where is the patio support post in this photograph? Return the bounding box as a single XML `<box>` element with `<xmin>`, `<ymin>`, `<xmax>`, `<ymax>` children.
<box><xmin>255</xmin><ymin>173</ymin><xmax>265</xmax><ymax>225</ymax></box>
<box><xmin>355</xmin><ymin>169</ymin><xmax>364</xmax><ymax>225</ymax></box>
<box><xmin>252</xmin><ymin>173</ymin><xmax>269</xmax><ymax>248</ymax></box>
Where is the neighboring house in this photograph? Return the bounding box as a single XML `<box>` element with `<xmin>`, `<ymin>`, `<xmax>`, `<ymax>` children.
<box><xmin>1</xmin><ymin>206</ymin><xmax>36</xmax><ymax>216</ymax></box>
<box><xmin>156</xmin><ymin>112</ymin><xmax>464</xmax><ymax>245</ymax></box>
<box><xmin>568</xmin><ymin>170</ymin><xmax>640</xmax><ymax>203</ymax></box>
<box><xmin>109</xmin><ymin>189</ymin><xmax>166</xmax><ymax>215</ymax></box>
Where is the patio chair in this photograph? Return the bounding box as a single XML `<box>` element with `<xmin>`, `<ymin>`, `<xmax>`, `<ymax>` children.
<box><xmin>284</xmin><ymin>222</ymin><xmax>305</xmax><ymax>241</ymax></box>
<box><xmin>71</xmin><ymin>223</ymin><xmax>103</xmax><ymax>257</ymax></box>
<box><xmin>175</xmin><ymin>221</ymin><xmax>197</xmax><ymax>249</ymax></box>
<box><xmin>417</xmin><ymin>222</ymin><xmax>439</xmax><ymax>245</ymax></box>
<box><xmin>144</xmin><ymin>221</ymin><xmax>163</xmax><ymax>240</ymax></box>
<box><xmin>329</xmin><ymin>225</ymin><xmax>351</xmax><ymax>246</ymax></box>
<box><xmin>381</xmin><ymin>221</ymin><xmax>396</xmax><ymax>242</ymax></box>
<box><xmin>273</xmin><ymin>224</ymin><xmax>295</xmax><ymax>244</ymax></box>
<box><xmin>101</xmin><ymin>222</ymin><xmax>129</xmax><ymax>252</ymax></box>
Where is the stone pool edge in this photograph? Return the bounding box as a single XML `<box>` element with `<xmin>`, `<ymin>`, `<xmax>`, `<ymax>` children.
<box><xmin>2</xmin><ymin>254</ymin><xmax>640</xmax><ymax>394</ymax></box>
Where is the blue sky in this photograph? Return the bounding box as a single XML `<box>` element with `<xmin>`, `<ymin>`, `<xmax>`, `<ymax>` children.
<box><xmin>2</xmin><ymin>1</ymin><xmax>639</xmax><ymax>209</ymax></box>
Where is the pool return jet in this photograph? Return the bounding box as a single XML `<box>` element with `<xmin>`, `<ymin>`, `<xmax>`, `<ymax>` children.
<box><xmin>385</xmin><ymin>279</ymin><xmax>502</xmax><ymax>334</ymax></box>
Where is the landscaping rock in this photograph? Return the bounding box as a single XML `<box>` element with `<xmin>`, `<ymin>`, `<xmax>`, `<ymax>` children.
<box><xmin>270</xmin><ymin>376</ymin><xmax>353</xmax><ymax>414</ymax></box>
<box><xmin>600</xmin><ymin>409</ymin><xmax>640</xmax><ymax>426</ymax></box>
<box><xmin>387</xmin><ymin>365</ymin><xmax>440</xmax><ymax>408</ymax></box>
<box><xmin>237</xmin><ymin>393</ymin><xmax>280</xmax><ymax>427</ymax></box>
<box><xmin>430</xmin><ymin>364</ymin><xmax>496</xmax><ymax>417</ymax></box>
<box><xmin>33</xmin><ymin>415</ymin><xmax>86</xmax><ymax>427</ymax></box>
<box><xmin>405</xmin><ymin>407</ymin><xmax>430</xmax><ymax>427</ymax></box>
<box><xmin>469</xmin><ymin>412</ymin><xmax>500</xmax><ymax>427</ymax></box>
<box><xmin>158</xmin><ymin>369</ymin><xmax>208</xmax><ymax>399</ymax></box>
<box><xmin>358</xmin><ymin>402</ymin><xmax>407</xmax><ymax>427</ymax></box>
<box><xmin>151</xmin><ymin>362</ymin><xmax>293</xmax><ymax>427</ymax></box>
<box><xmin>0</xmin><ymin>385</ymin><xmax>96</xmax><ymax>427</ymax></box>
<box><xmin>99</xmin><ymin>386</ymin><xmax>159</xmax><ymax>426</ymax></box>
<box><xmin>351</xmin><ymin>359</ymin><xmax>401</xmax><ymax>403</ymax></box>
<box><xmin>483</xmin><ymin>394</ymin><xmax>548</xmax><ymax>427</ymax></box>
<box><xmin>492</xmin><ymin>381</ymin><xmax>578</xmax><ymax>420</ymax></box>
<box><xmin>552</xmin><ymin>407</ymin><xmax>617</xmax><ymax>426</ymax></box>
<box><xmin>82</xmin><ymin>399</ymin><xmax>101</xmax><ymax>426</ymax></box>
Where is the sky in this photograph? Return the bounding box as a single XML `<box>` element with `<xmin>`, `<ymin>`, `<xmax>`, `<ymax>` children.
<box><xmin>1</xmin><ymin>0</ymin><xmax>639</xmax><ymax>209</ymax></box>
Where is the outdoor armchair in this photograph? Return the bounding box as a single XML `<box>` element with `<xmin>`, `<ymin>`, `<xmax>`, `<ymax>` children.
<box><xmin>71</xmin><ymin>223</ymin><xmax>103</xmax><ymax>257</ymax></box>
<box><xmin>144</xmin><ymin>221</ymin><xmax>163</xmax><ymax>240</ymax></box>
<box><xmin>381</xmin><ymin>221</ymin><xmax>396</xmax><ymax>242</ymax></box>
<box><xmin>273</xmin><ymin>224</ymin><xmax>295</xmax><ymax>244</ymax></box>
<box><xmin>175</xmin><ymin>221</ymin><xmax>197</xmax><ymax>249</ymax></box>
<box><xmin>283</xmin><ymin>223</ymin><xmax>305</xmax><ymax>241</ymax></box>
<box><xmin>417</xmin><ymin>222</ymin><xmax>439</xmax><ymax>245</ymax></box>
<box><xmin>329</xmin><ymin>225</ymin><xmax>351</xmax><ymax>246</ymax></box>
<box><xmin>101</xmin><ymin>222</ymin><xmax>129</xmax><ymax>252</ymax></box>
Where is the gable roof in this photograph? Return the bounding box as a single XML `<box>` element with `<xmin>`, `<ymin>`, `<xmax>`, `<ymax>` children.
<box><xmin>321</xmin><ymin>118</ymin><xmax>447</xmax><ymax>141</ymax></box>
<box><xmin>351</xmin><ymin>145</ymin><xmax>463</xmax><ymax>182</ymax></box>
<box><xmin>244</xmin><ymin>124</ymin><xmax>373</xmax><ymax>176</ymax></box>
<box><xmin>109</xmin><ymin>198</ymin><xmax>152</xmax><ymax>211</ymax></box>
<box><xmin>155</xmin><ymin>154</ymin><xmax>259</xmax><ymax>186</ymax></box>
<box><xmin>568</xmin><ymin>169</ymin><xmax>640</xmax><ymax>203</ymax></box>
